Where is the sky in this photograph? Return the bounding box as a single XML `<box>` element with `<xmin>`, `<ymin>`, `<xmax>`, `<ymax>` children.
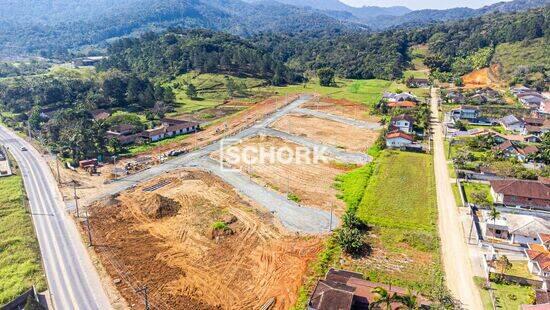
<box><xmin>339</xmin><ymin>0</ymin><xmax>510</xmax><ymax>10</ymax></box>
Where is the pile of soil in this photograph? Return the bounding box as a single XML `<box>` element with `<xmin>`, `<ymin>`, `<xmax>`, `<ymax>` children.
<box><xmin>140</xmin><ymin>193</ymin><xmax>181</xmax><ymax>219</ymax></box>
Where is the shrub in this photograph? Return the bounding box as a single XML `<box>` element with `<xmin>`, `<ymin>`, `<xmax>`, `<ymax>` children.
<box><xmin>336</xmin><ymin>227</ymin><xmax>363</xmax><ymax>255</ymax></box>
<box><xmin>287</xmin><ymin>193</ymin><xmax>301</xmax><ymax>202</ymax></box>
<box><xmin>212</xmin><ymin>221</ymin><xmax>228</xmax><ymax>230</ymax></box>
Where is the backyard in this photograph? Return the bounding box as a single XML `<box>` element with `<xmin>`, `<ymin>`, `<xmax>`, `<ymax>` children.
<box><xmin>475</xmin><ymin>277</ymin><xmax>535</xmax><ymax>310</ymax></box>
<box><xmin>0</xmin><ymin>175</ymin><xmax>46</xmax><ymax>304</ymax></box>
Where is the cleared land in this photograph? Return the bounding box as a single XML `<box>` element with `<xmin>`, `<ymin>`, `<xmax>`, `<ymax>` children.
<box><xmin>271</xmin><ymin>114</ymin><xmax>379</xmax><ymax>153</ymax></box>
<box><xmin>301</xmin><ymin>97</ymin><xmax>380</xmax><ymax>122</ymax></box>
<box><xmin>345</xmin><ymin>151</ymin><xmax>440</xmax><ymax>293</ymax></box>
<box><xmin>212</xmin><ymin>136</ymin><xmax>353</xmax><ymax>214</ymax></box>
<box><xmin>89</xmin><ymin>169</ymin><xmax>322</xmax><ymax>310</ymax></box>
<box><xmin>0</xmin><ymin>175</ymin><xmax>46</xmax><ymax>304</ymax></box>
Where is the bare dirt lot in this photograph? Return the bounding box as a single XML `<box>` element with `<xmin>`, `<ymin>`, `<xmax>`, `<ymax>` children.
<box><xmin>302</xmin><ymin>97</ymin><xmax>380</xmax><ymax>122</ymax></box>
<box><xmin>270</xmin><ymin>114</ymin><xmax>380</xmax><ymax>153</ymax></box>
<box><xmin>88</xmin><ymin>169</ymin><xmax>322</xmax><ymax>310</ymax></box>
<box><xmin>462</xmin><ymin>64</ymin><xmax>504</xmax><ymax>89</ymax></box>
<box><xmin>212</xmin><ymin>136</ymin><xmax>354</xmax><ymax>214</ymax></box>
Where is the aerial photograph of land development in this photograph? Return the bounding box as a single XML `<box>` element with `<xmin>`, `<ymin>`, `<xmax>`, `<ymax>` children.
<box><xmin>0</xmin><ymin>0</ymin><xmax>549</xmax><ymax>309</ymax></box>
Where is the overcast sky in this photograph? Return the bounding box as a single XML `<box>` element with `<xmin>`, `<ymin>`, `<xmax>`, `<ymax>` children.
<box><xmin>339</xmin><ymin>0</ymin><xmax>510</xmax><ymax>10</ymax></box>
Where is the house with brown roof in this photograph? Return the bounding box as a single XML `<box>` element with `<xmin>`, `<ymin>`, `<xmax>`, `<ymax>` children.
<box><xmin>308</xmin><ymin>269</ymin><xmax>430</xmax><ymax>310</ymax></box>
<box><xmin>387</xmin><ymin>101</ymin><xmax>417</xmax><ymax>109</ymax></box>
<box><xmin>106</xmin><ymin>124</ymin><xmax>143</xmax><ymax>145</ymax></box>
<box><xmin>141</xmin><ymin>118</ymin><xmax>200</xmax><ymax>142</ymax></box>
<box><xmin>389</xmin><ymin>114</ymin><xmax>415</xmax><ymax>134</ymax></box>
<box><xmin>490</xmin><ymin>179</ymin><xmax>550</xmax><ymax>211</ymax></box>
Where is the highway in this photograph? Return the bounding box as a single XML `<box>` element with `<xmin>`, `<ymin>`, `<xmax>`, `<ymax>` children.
<box><xmin>0</xmin><ymin>125</ymin><xmax>111</xmax><ymax>309</ymax></box>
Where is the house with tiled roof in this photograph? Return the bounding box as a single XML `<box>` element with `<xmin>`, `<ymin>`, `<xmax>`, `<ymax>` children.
<box><xmin>490</xmin><ymin>179</ymin><xmax>550</xmax><ymax>211</ymax></box>
<box><xmin>500</xmin><ymin>115</ymin><xmax>525</xmax><ymax>132</ymax></box>
<box><xmin>483</xmin><ymin>211</ymin><xmax>550</xmax><ymax>246</ymax></box>
<box><xmin>308</xmin><ymin>268</ymin><xmax>431</xmax><ymax>310</ymax></box>
<box><xmin>387</xmin><ymin>101</ymin><xmax>417</xmax><ymax>109</ymax></box>
<box><xmin>525</xmin><ymin>233</ymin><xmax>550</xmax><ymax>279</ymax></box>
<box><xmin>385</xmin><ymin>130</ymin><xmax>414</xmax><ymax>149</ymax></box>
<box><xmin>389</xmin><ymin>114</ymin><xmax>415</xmax><ymax>134</ymax></box>
<box><xmin>492</xmin><ymin>140</ymin><xmax>539</xmax><ymax>162</ymax></box>
<box><xmin>451</xmin><ymin>105</ymin><xmax>480</xmax><ymax>120</ymax></box>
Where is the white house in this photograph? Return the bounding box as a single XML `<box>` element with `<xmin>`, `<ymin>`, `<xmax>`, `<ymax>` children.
<box><xmin>483</xmin><ymin>211</ymin><xmax>550</xmax><ymax>246</ymax></box>
<box><xmin>382</xmin><ymin>92</ymin><xmax>416</xmax><ymax>102</ymax></box>
<box><xmin>450</xmin><ymin>105</ymin><xmax>480</xmax><ymax>120</ymax></box>
<box><xmin>499</xmin><ymin>115</ymin><xmax>524</xmax><ymax>132</ymax></box>
<box><xmin>385</xmin><ymin>131</ymin><xmax>414</xmax><ymax>148</ymax></box>
<box><xmin>390</xmin><ymin>114</ymin><xmax>415</xmax><ymax>134</ymax></box>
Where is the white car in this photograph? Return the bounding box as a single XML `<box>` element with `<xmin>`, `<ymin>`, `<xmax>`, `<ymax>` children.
<box><xmin>20</xmin><ymin>146</ymin><xmax>27</xmax><ymax>151</ymax></box>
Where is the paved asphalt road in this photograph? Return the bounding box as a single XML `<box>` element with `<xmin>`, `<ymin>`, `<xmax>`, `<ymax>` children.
<box><xmin>430</xmin><ymin>88</ymin><xmax>483</xmax><ymax>309</ymax></box>
<box><xmin>0</xmin><ymin>126</ymin><xmax>111</xmax><ymax>309</ymax></box>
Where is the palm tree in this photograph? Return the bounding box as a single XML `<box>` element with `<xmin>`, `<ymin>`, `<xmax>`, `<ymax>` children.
<box><xmin>370</xmin><ymin>287</ymin><xmax>398</xmax><ymax>310</ymax></box>
<box><xmin>489</xmin><ymin>206</ymin><xmax>500</xmax><ymax>225</ymax></box>
<box><xmin>395</xmin><ymin>291</ymin><xmax>418</xmax><ymax>310</ymax></box>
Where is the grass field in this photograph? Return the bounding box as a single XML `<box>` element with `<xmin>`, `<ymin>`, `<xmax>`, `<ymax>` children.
<box><xmin>474</xmin><ymin>277</ymin><xmax>535</xmax><ymax>310</ymax></box>
<box><xmin>264</xmin><ymin>78</ymin><xmax>392</xmax><ymax>107</ymax></box>
<box><xmin>462</xmin><ymin>182</ymin><xmax>493</xmax><ymax>206</ymax></box>
<box><xmin>166</xmin><ymin>72</ymin><xmax>268</xmax><ymax>114</ymax></box>
<box><xmin>0</xmin><ymin>175</ymin><xmax>46</xmax><ymax>304</ymax></box>
<box><xmin>347</xmin><ymin>151</ymin><xmax>440</xmax><ymax>293</ymax></box>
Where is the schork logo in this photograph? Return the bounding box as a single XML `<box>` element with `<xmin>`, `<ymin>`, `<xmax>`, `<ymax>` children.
<box><xmin>219</xmin><ymin>137</ymin><xmax>330</xmax><ymax>171</ymax></box>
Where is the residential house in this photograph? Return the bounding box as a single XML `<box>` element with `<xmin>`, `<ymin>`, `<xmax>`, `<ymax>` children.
<box><xmin>382</xmin><ymin>92</ymin><xmax>416</xmax><ymax>102</ymax></box>
<box><xmin>390</xmin><ymin>114</ymin><xmax>415</xmax><ymax>134</ymax></box>
<box><xmin>490</xmin><ymin>179</ymin><xmax>550</xmax><ymax>211</ymax></box>
<box><xmin>522</xmin><ymin>118</ymin><xmax>550</xmax><ymax>137</ymax></box>
<box><xmin>525</xmin><ymin>233</ymin><xmax>550</xmax><ymax>279</ymax></box>
<box><xmin>141</xmin><ymin>118</ymin><xmax>200</xmax><ymax>142</ymax></box>
<box><xmin>446</xmin><ymin>91</ymin><xmax>466</xmax><ymax>104</ymax></box>
<box><xmin>483</xmin><ymin>211</ymin><xmax>550</xmax><ymax>246</ymax></box>
<box><xmin>469</xmin><ymin>93</ymin><xmax>488</xmax><ymax>105</ymax></box>
<box><xmin>492</xmin><ymin>140</ymin><xmax>538</xmax><ymax>162</ymax></box>
<box><xmin>519</xmin><ymin>93</ymin><xmax>545</xmax><ymax>109</ymax></box>
<box><xmin>308</xmin><ymin>268</ymin><xmax>431</xmax><ymax>310</ymax></box>
<box><xmin>451</xmin><ymin>105</ymin><xmax>480</xmax><ymax>120</ymax></box>
<box><xmin>72</xmin><ymin>56</ymin><xmax>106</xmax><ymax>67</ymax></box>
<box><xmin>511</xmin><ymin>86</ymin><xmax>533</xmax><ymax>95</ymax></box>
<box><xmin>387</xmin><ymin>101</ymin><xmax>417</xmax><ymax>109</ymax></box>
<box><xmin>385</xmin><ymin>131</ymin><xmax>414</xmax><ymax>148</ymax></box>
<box><xmin>406</xmin><ymin>78</ymin><xmax>429</xmax><ymax>88</ymax></box>
<box><xmin>106</xmin><ymin>124</ymin><xmax>143</xmax><ymax>145</ymax></box>
<box><xmin>499</xmin><ymin>115</ymin><xmax>524</xmax><ymax>132</ymax></box>
<box><xmin>538</xmin><ymin>100</ymin><xmax>550</xmax><ymax>116</ymax></box>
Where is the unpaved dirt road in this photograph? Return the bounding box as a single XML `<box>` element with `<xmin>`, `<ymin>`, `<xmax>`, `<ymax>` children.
<box><xmin>430</xmin><ymin>88</ymin><xmax>483</xmax><ymax>309</ymax></box>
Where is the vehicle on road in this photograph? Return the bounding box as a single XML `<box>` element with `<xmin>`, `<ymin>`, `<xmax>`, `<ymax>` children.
<box><xmin>20</xmin><ymin>146</ymin><xmax>27</xmax><ymax>151</ymax></box>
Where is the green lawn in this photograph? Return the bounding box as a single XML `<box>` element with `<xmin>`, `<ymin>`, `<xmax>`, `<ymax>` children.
<box><xmin>387</xmin><ymin>80</ymin><xmax>430</xmax><ymax>99</ymax></box>
<box><xmin>452</xmin><ymin>183</ymin><xmax>463</xmax><ymax>207</ymax></box>
<box><xmin>265</xmin><ymin>78</ymin><xmax>392</xmax><ymax>107</ymax></box>
<box><xmin>474</xmin><ymin>277</ymin><xmax>535</xmax><ymax>310</ymax></box>
<box><xmin>125</xmin><ymin>133</ymin><xmax>191</xmax><ymax>155</ymax></box>
<box><xmin>350</xmin><ymin>151</ymin><xmax>440</xmax><ymax>293</ymax></box>
<box><xmin>0</xmin><ymin>175</ymin><xmax>46</xmax><ymax>304</ymax></box>
<box><xmin>506</xmin><ymin>261</ymin><xmax>538</xmax><ymax>280</ymax></box>
<box><xmin>166</xmin><ymin>72</ymin><xmax>268</xmax><ymax>114</ymax></box>
<box><xmin>462</xmin><ymin>182</ymin><xmax>493</xmax><ymax>206</ymax></box>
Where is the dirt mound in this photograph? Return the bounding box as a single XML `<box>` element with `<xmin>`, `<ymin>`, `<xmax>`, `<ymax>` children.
<box><xmin>140</xmin><ymin>193</ymin><xmax>181</xmax><ymax>219</ymax></box>
<box><xmin>462</xmin><ymin>64</ymin><xmax>502</xmax><ymax>88</ymax></box>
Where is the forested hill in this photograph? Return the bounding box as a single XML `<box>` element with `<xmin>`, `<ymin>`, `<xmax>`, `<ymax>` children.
<box><xmin>98</xmin><ymin>30</ymin><xmax>300</xmax><ymax>85</ymax></box>
<box><xmin>0</xmin><ymin>0</ymin><xmax>356</xmax><ymax>58</ymax></box>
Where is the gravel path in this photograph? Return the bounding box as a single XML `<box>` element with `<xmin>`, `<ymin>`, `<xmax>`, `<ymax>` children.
<box><xmin>293</xmin><ymin>107</ymin><xmax>383</xmax><ymax>130</ymax></box>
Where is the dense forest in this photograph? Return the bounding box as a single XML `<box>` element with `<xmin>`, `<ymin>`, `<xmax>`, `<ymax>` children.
<box><xmin>99</xmin><ymin>30</ymin><xmax>301</xmax><ymax>85</ymax></box>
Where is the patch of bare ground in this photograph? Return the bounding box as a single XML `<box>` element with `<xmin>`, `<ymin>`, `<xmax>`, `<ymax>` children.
<box><xmin>302</xmin><ymin>97</ymin><xmax>380</xmax><ymax>122</ymax></box>
<box><xmin>270</xmin><ymin>114</ymin><xmax>379</xmax><ymax>153</ymax></box>
<box><xmin>212</xmin><ymin>136</ymin><xmax>355</xmax><ymax>215</ymax></box>
<box><xmin>88</xmin><ymin>169</ymin><xmax>322</xmax><ymax>310</ymax></box>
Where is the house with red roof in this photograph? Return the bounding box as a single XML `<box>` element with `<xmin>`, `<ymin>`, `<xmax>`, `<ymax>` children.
<box><xmin>385</xmin><ymin>130</ymin><xmax>414</xmax><ymax>149</ymax></box>
<box><xmin>387</xmin><ymin>101</ymin><xmax>417</xmax><ymax>109</ymax></box>
<box><xmin>525</xmin><ymin>233</ymin><xmax>550</xmax><ymax>280</ymax></box>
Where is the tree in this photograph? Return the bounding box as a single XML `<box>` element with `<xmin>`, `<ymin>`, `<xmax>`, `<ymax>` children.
<box><xmin>336</xmin><ymin>227</ymin><xmax>363</xmax><ymax>255</ymax></box>
<box><xmin>341</xmin><ymin>208</ymin><xmax>362</xmax><ymax>229</ymax></box>
<box><xmin>107</xmin><ymin>137</ymin><xmax>122</xmax><ymax>154</ymax></box>
<box><xmin>395</xmin><ymin>291</ymin><xmax>418</xmax><ymax>310</ymax></box>
<box><xmin>470</xmin><ymin>190</ymin><xmax>489</xmax><ymax>208</ymax></box>
<box><xmin>495</xmin><ymin>255</ymin><xmax>512</xmax><ymax>282</ymax></box>
<box><xmin>28</xmin><ymin>106</ymin><xmax>42</xmax><ymax>130</ymax></box>
<box><xmin>186</xmin><ymin>83</ymin><xmax>198</xmax><ymax>99</ymax></box>
<box><xmin>317</xmin><ymin>68</ymin><xmax>335</xmax><ymax>87</ymax></box>
<box><xmin>489</xmin><ymin>206</ymin><xmax>500</xmax><ymax>225</ymax></box>
<box><xmin>370</xmin><ymin>287</ymin><xmax>398</xmax><ymax>310</ymax></box>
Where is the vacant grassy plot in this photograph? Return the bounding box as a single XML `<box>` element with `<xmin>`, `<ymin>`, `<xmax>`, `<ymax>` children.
<box><xmin>166</xmin><ymin>72</ymin><xmax>268</xmax><ymax>114</ymax></box>
<box><xmin>492</xmin><ymin>38</ymin><xmax>549</xmax><ymax>79</ymax></box>
<box><xmin>387</xmin><ymin>80</ymin><xmax>430</xmax><ymax>99</ymax></box>
<box><xmin>463</xmin><ymin>182</ymin><xmax>493</xmax><ymax>206</ymax></box>
<box><xmin>348</xmin><ymin>151</ymin><xmax>440</xmax><ymax>293</ymax></box>
<box><xmin>474</xmin><ymin>277</ymin><xmax>535</xmax><ymax>310</ymax></box>
<box><xmin>264</xmin><ymin>78</ymin><xmax>392</xmax><ymax>107</ymax></box>
<box><xmin>0</xmin><ymin>175</ymin><xmax>46</xmax><ymax>304</ymax></box>
<box><xmin>507</xmin><ymin>261</ymin><xmax>538</xmax><ymax>280</ymax></box>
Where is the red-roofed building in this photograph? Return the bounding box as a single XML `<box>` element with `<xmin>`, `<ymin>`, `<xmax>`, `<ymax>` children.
<box><xmin>525</xmin><ymin>234</ymin><xmax>550</xmax><ymax>279</ymax></box>
<box><xmin>490</xmin><ymin>179</ymin><xmax>550</xmax><ymax>211</ymax></box>
<box><xmin>385</xmin><ymin>131</ymin><xmax>414</xmax><ymax>148</ymax></box>
<box><xmin>387</xmin><ymin>101</ymin><xmax>417</xmax><ymax>109</ymax></box>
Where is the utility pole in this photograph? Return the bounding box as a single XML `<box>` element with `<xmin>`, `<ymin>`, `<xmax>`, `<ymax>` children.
<box><xmin>329</xmin><ymin>205</ymin><xmax>333</xmax><ymax>232</ymax></box>
<box><xmin>136</xmin><ymin>286</ymin><xmax>150</xmax><ymax>310</ymax></box>
<box><xmin>72</xmin><ymin>180</ymin><xmax>80</xmax><ymax>218</ymax></box>
<box><xmin>112</xmin><ymin>155</ymin><xmax>118</xmax><ymax>180</ymax></box>
<box><xmin>85</xmin><ymin>210</ymin><xmax>92</xmax><ymax>247</ymax></box>
<box><xmin>53</xmin><ymin>149</ymin><xmax>61</xmax><ymax>185</ymax></box>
